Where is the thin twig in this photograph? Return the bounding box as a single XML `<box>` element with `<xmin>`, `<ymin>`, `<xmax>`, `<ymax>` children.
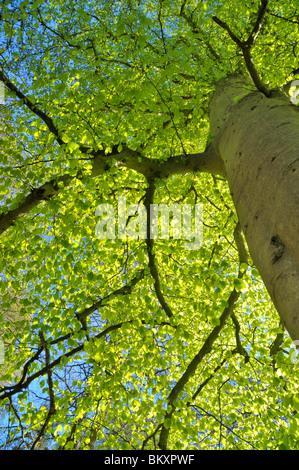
<box><xmin>30</xmin><ymin>332</ymin><xmax>56</xmax><ymax>450</ymax></box>
<box><xmin>193</xmin><ymin>405</ymin><xmax>258</xmax><ymax>449</ymax></box>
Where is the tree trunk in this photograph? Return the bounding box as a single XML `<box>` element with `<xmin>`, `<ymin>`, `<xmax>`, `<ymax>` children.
<box><xmin>209</xmin><ymin>75</ymin><xmax>299</xmax><ymax>341</ymax></box>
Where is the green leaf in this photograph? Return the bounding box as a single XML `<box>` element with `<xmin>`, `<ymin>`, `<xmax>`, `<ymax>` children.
<box><xmin>1</xmin><ymin>0</ymin><xmax>298</xmax><ymax>453</ymax></box>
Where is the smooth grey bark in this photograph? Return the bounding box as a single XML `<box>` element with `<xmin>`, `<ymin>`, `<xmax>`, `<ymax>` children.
<box><xmin>209</xmin><ymin>75</ymin><xmax>299</xmax><ymax>341</ymax></box>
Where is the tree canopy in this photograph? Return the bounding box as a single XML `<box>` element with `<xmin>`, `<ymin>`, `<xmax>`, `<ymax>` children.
<box><xmin>0</xmin><ymin>0</ymin><xmax>299</xmax><ymax>450</ymax></box>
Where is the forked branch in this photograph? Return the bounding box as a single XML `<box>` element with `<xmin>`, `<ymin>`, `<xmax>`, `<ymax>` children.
<box><xmin>212</xmin><ymin>0</ymin><xmax>271</xmax><ymax>97</ymax></box>
<box><xmin>0</xmin><ymin>141</ymin><xmax>224</xmax><ymax>238</ymax></box>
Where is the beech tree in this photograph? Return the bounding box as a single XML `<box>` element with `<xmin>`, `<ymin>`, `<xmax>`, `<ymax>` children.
<box><xmin>0</xmin><ymin>0</ymin><xmax>299</xmax><ymax>450</ymax></box>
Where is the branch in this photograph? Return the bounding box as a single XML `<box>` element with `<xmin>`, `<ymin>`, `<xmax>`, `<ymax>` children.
<box><xmin>157</xmin><ymin>220</ymin><xmax>249</xmax><ymax>449</ymax></box>
<box><xmin>76</xmin><ymin>268</ymin><xmax>145</xmax><ymax>325</ymax></box>
<box><xmin>0</xmin><ymin>67</ymin><xmax>223</xmax><ymax>239</ymax></box>
<box><xmin>158</xmin><ymin>285</ymin><xmax>242</xmax><ymax>449</ymax></box>
<box><xmin>144</xmin><ymin>179</ymin><xmax>174</xmax><ymax>319</ymax></box>
<box><xmin>0</xmin><ymin>70</ymin><xmax>64</xmax><ymax>146</ymax></box>
<box><xmin>0</xmin><ymin>174</ymin><xmax>73</xmax><ymax>236</ymax></box>
<box><xmin>0</xmin><ymin>270</ymin><xmax>145</xmax><ymax>401</ymax></box>
<box><xmin>190</xmin><ymin>343</ymin><xmax>250</xmax><ymax>403</ymax></box>
<box><xmin>179</xmin><ymin>3</ymin><xmax>222</xmax><ymax>62</ymax></box>
<box><xmin>231</xmin><ymin>312</ymin><xmax>250</xmax><ymax>363</ymax></box>
<box><xmin>0</xmin><ymin>322</ymin><xmax>125</xmax><ymax>401</ymax></box>
<box><xmin>241</xmin><ymin>46</ymin><xmax>270</xmax><ymax>97</ymax></box>
<box><xmin>36</xmin><ymin>7</ymin><xmax>82</xmax><ymax>50</ymax></box>
<box><xmin>30</xmin><ymin>332</ymin><xmax>56</xmax><ymax>450</ymax></box>
<box><xmin>267</xmin><ymin>10</ymin><xmax>299</xmax><ymax>26</ymax></box>
<box><xmin>0</xmin><ymin>142</ymin><xmax>224</xmax><ymax>237</ymax></box>
<box><xmin>193</xmin><ymin>405</ymin><xmax>258</xmax><ymax>449</ymax></box>
<box><xmin>141</xmin><ymin>423</ymin><xmax>163</xmax><ymax>450</ymax></box>
<box><xmin>246</xmin><ymin>0</ymin><xmax>269</xmax><ymax>47</ymax></box>
<box><xmin>270</xmin><ymin>323</ymin><xmax>285</xmax><ymax>368</ymax></box>
<box><xmin>212</xmin><ymin>1</ymin><xmax>271</xmax><ymax>97</ymax></box>
<box><xmin>233</xmin><ymin>221</ymin><xmax>249</xmax><ymax>269</ymax></box>
<box><xmin>0</xmin><ymin>68</ymin><xmax>92</xmax><ymax>155</ymax></box>
<box><xmin>212</xmin><ymin>16</ymin><xmax>242</xmax><ymax>47</ymax></box>
<box><xmin>191</xmin><ymin>358</ymin><xmax>227</xmax><ymax>402</ymax></box>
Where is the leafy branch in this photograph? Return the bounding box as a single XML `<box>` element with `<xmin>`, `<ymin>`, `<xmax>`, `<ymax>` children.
<box><xmin>212</xmin><ymin>0</ymin><xmax>271</xmax><ymax>97</ymax></box>
<box><xmin>179</xmin><ymin>0</ymin><xmax>222</xmax><ymax>63</ymax></box>
<box><xmin>0</xmin><ymin>142</ymin><xmax>224</xmax><ymax>237</ymax></box>
<box><xmin>144</xmin><ymin>179</ymin><xmax>174</xmax><ymax>320</ymax></box>
<box><xmin>0</xmin><ymin>70</ymin><xmax>64</xmax><ymax>146</ymax></box>
<box><xmin>157</xmin><ymin>221</ymin><xmax>249</xmax><ymax>449</ymax></box>
<box><xmin>0</xmin><ymin>323</ymin><xmax>125</xmax><ymax>402</ymax></box>
<box><xmin>193</xmin><ymin>405</ymin><xmax>258</xmax><ymax>449</ymax></box>
<box><xmin>0</xmin><ymin>270</ymin><xmax>145</xmax><ymax>401</ymax></box>
<box><xmin>157</xmin><ymin>283</ymin><xmax>242</xmax><ymax>450</ymax></box>
<box><xmin>30</xmin><ymin>332</ymin><xmax>56</xmax><ymax>450</ymax></box>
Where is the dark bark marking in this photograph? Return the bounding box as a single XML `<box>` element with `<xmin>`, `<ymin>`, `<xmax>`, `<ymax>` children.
<box><xmin>271</xmin><ymin>235</ymin><xmax>285</xmax><ymax>264</ymax></box>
